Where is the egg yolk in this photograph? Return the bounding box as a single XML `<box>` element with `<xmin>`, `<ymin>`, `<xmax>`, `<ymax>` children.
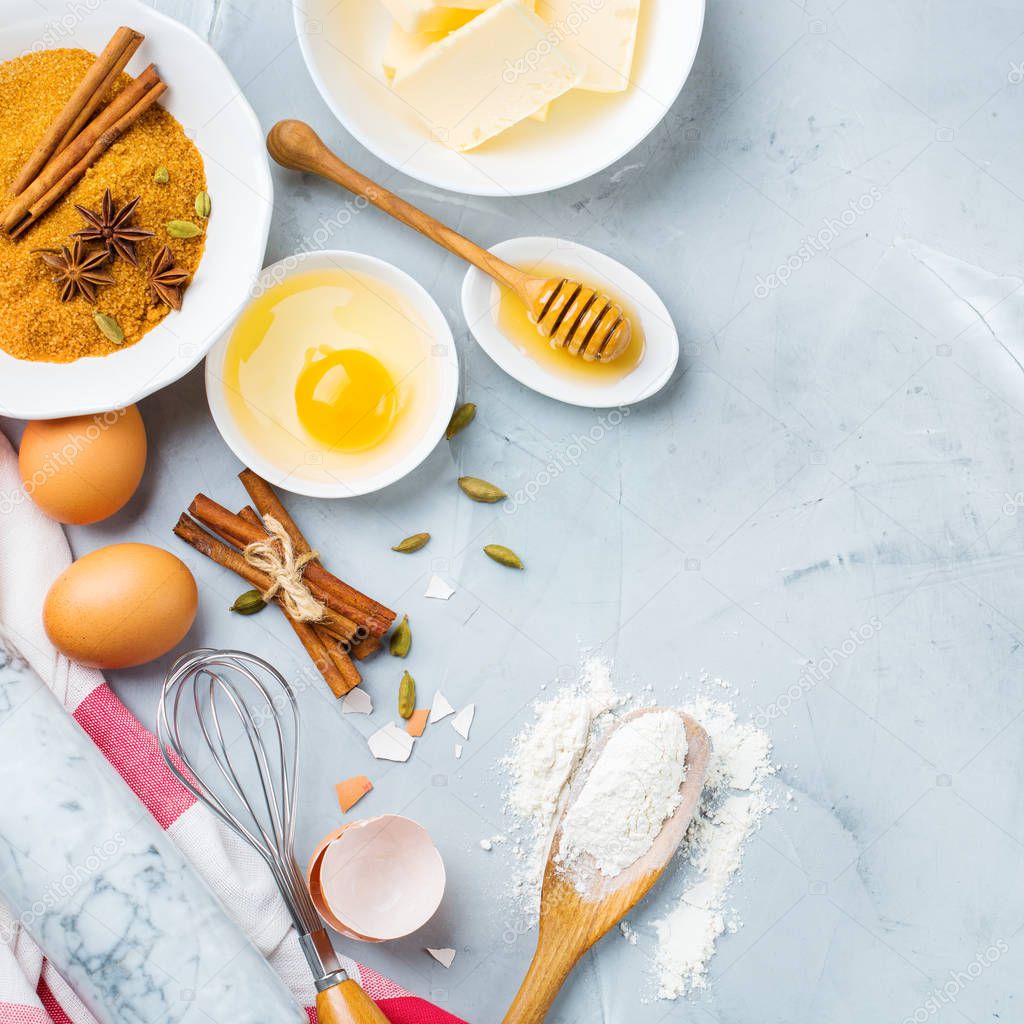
<box><xmin>295</xmin><ymin>349</ymin><xmax>399</xmax><ymax>452</ymax></box>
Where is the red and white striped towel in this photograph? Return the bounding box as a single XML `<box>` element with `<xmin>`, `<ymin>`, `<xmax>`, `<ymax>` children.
<box><xmin>0</xmin><ymin>428</ymin><xmax>465</xmax><ymax>1024</ymax></box>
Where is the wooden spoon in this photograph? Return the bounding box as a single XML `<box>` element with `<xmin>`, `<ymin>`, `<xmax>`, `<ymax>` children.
<box><xmin>503</xmin><ymin>708</ymin><xmax>711</xmax><ymax>1024</ymax></box>
<box><xmin>266</xmin><ymin>120</ymin><xmax>633</xmax><ymax>364</ymax></box>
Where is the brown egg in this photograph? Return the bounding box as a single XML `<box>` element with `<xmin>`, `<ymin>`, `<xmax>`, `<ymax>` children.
<box><xmin>19</xmin><ymin>406</ymin><xmax>147</xmax><ymax>525</ymax></box>
<box><xmin>44</xmin><ymin>543</ymin><xmax>198</xmax><ymax>669</ymax></box>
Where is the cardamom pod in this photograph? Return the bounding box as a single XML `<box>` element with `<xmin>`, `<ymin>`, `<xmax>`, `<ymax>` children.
<box><xmin>390</xmin><ymin>614</ymin><xmax>411</xmax><ymax>657</ymax></box>
<box><xmin>194</xmin><ymin>191</ymin><xmax>212</xmax><ymax>219</ymax></box>
<box><xmin>458</xmin><ymin>476</ymin><xmax>506</xmax><ymax>503</ymax></box>
<box><xmin>93</xmin><ymin>312</ymin><xmax>124</xmax><ymax>345</ymax></box>
<box><xmin>230</xmin><ymin>589</ymin><xmax>267</xmax><ymax>615</ymax></box>
<box><xmin>484</xmin><ymin>544</ymin><xmax>524</xmax><ymax>569</ymax></box>
<box><xmin>392</xmin><ymin>532</ymin><xmax>430</xmax><ymax>553</ymax></box>
<box><xmin>398</xmin><ymin>670</ymin><xmax>416</xmax><ymax>719</ymax></box>
<box><xmin>445</xmin><ymin>402</ymin><xmax>476</xmax><ymax>440</ymax></box>
<box><xmin>167</xmin><ymin>219</ymin><xmax>202</xmax><ymax>239</ymax></box>
<box><xmin>153</xmin><ymin>165</ymin><xmax>169</xmax><ymax>184</ymax></box>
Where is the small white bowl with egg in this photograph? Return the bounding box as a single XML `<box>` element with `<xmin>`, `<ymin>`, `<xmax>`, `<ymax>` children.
<box><xmin>205</xmin><ymin>251</ymin><xmax>458</xmax><ymax>498</ymax></box>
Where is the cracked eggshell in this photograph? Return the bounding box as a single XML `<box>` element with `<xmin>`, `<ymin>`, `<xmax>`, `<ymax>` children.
<box><xmin>307</xmin><ymin>815</ymin><xmax>445</xmax><ymax>942</ymax></box>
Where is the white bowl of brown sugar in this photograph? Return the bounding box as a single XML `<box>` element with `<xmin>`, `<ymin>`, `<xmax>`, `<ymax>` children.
<box><xmin>0</xmin><ymin>0</ymin><xmax>272</xmax><ymax>419</ymax></box>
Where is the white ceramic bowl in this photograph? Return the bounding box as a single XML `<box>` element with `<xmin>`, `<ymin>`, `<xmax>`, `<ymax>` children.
<box><xmin>462</xmin><ymin>237</ymin><xmax>678</xmax><ymax>408</ymax></box>
<box><xmin>0</xmin><ymin>0</ymin><xmax>272</xmax><ymax>420</ymax></box>
<box><xmin>205</xmin><ymin>250</ymin><xmax>459</xmax><ymax>499</ymax></box>
<box><xmin>293</xmin><ymin>0</ymin><xmax>705</xmax><ymax>197</ymax></box>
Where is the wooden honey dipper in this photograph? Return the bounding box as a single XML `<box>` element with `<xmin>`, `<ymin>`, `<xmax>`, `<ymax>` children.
<box><xmin>267</xmin><ymin>120</ymin><xmax>633</xmax><ymax>363</ymax></box>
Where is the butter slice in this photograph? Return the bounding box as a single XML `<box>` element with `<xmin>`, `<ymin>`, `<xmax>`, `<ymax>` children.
<box><xmin>535</xmin><ymin>0</ymin><xmax>640</xmax><ymax>92</ymax></box>
<box><xmin>382</xmin><ymin>9</ymin><xmax>478</xmax><ymax>80</ymax></box>
<box><xmin>380</xmin><ymin>0</ymin><xmax>497</xmax><ymax>34</ymax></box>
<box><xmin>393</xmin><ymin>0</ymin><xmax>582</xmax><ymax>152</ymax></box>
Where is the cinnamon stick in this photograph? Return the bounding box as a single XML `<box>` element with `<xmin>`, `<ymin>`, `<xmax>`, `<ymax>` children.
<box><xmin>53</xmin><ymin>30</ymin><xmax>145</xmax><ymax>160</ymax></box>
<box><xmin>172</xmin><ymin>514</ymin><xmax>358</xmax><ymax>642</ymax></box>
<box><xmin>289</xmin><ymin>618</ymin><xmax>348</xmax><ymax>699</ymax></box>
<box><xmin>239</xmin><ymin>469</ymin><xmax>312</xmax><ymax>557</ymax></box>
<box><xmin>349</xmin><ymin>633</ymin><xmax>382</xmax><ymax>662</ymax></box>
<box><xmin>190</xmin><ymin>494</ymin><xmax>390</xmax><ymax>635</ymax></box>
<box><xmin>8</xmin><ymin>27</ymin><xmax>144</xmax><ymax>196</ymax></box>
<box><xmin>4</xmin><ymin>65</ymin><xmax>164</xmax><ymax>236</ymax></box>
<box><xmin>315</xmin><ymin>629</ymin><xmax>362</xmax><ymax>694</ymax></box>
<box><xmin>236</xmin><ymin>471</ymin><xmax>398</xmax><ymax>633</ymax></box>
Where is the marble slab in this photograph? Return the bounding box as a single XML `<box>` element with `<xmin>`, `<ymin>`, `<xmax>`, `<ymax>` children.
<box><xmin>0</xmin><ymin>641</ymin><xmax>303</xmax><ymax>1024</ymax></box>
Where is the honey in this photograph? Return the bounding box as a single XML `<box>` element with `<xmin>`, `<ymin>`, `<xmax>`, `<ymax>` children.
<box><xmin>494</xmin><ymin>263</ymin><xmax>645</xmax><ymax>384</ymax></box>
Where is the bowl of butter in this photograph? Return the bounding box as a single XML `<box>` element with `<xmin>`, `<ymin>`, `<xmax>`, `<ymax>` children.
<box><xmin>293</xmin><ymin>0</ymin><xmax>706</xmax><ymax>196</ymax></box>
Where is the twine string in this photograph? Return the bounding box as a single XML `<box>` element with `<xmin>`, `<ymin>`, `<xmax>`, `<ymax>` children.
<box><xmin>243</xmin><ymin>514</ymin><xmax>324</xmax><ymax>622</ymax></box>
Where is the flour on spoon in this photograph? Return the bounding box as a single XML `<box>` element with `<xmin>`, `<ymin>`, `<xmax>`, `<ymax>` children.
<box><xmin>557</xmin><ymin>711</ymin><xmax>688</xmax><ymax>884</ymax></box>
<box><xmin>501</xmin><ymin>658</ymin><xmax>774</xmax><ymax>1000</ymax></box>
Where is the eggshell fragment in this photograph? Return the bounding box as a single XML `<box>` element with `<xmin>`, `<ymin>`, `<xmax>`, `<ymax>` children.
<box><xmin>336</xmin><ymin>776</ymin><xmax>373</xmax><ymax>813</ymax></box>
<box><xmin>406</xmin><ymin>709</ymin><xmax>429</xmax><ymax>737</ymax></box>
<box><xmin>429</xmin><ymin>690</ymin><xmax>455</xmax><ymax>723</ymax></box>
<box><xmin>342</xmin><ymin>688</ymin><xmax>373</xmax><ymax>715</ymax></box>
<box><xmin>43</xmin><ymin>543</ymin><xmax>197</xmax><ymax>669</ymax></box>
<box><xmin>307</xmin><ymin>825</ymin><xmax>377</xmax><ymax>939</ymax></box>
<box><xmin>424</xmin><ymin>575</ymin><xmax>455</xmax><ymax>600</ymax></box>
<box><xmin>18</xmin><ymin>407</ymin><xmax>147</xmax><ymax>525</ymax></box>
<box><xmin>427</xmin><ymin>948</ymin><xmax>456</xmax><ymax>968</ymax></box>
<box><xmin>451</xmin><ymin>703</ymin><xmax>475</xmax><ymax>740</ymax></box>
<box><xmin>368</xmin><ymin>722</ymin><xmax>414</xmax><ymax>762</ymax></box>
<box><xmin>310</xmin><ymin>815</ymin><xmax>445</xmax><ymax>942</ymax></box>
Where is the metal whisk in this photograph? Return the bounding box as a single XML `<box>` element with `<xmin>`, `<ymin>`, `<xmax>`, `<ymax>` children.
<box><xmin>157</xmin><ymin>649</ymin><xmax>389</xmax><ymax>1024</ymax></box>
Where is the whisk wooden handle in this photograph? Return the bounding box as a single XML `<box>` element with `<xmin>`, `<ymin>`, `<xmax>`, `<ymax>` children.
<box><xmin>266</xmin><ymin>119</ymin><xmax>528</xmax><ymax>292</ymax></box>
<box><xmin>316</xmin><ymin>979</ymin><xmax>392</xmax><ymax>1024</ymax></box>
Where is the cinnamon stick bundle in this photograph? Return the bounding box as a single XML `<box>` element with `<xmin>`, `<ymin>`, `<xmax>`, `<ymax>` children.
<box><xmin>8</xmin><ymin>26</ymin><xmax>144</xmax><ymax>196</ymax></box>
<box><xmin>195</xmin><ymin>497</ymin><xmax>370</xmax><ymax>638</ymax></box>
<box><xmin>239</xmin><ymin>470</ymin><xmax>398</xmax><ymax>633</ymax></box>
<box><xmin>173</xmin><ymin>513</ymin><xmax>360</xmax><ymax>696</ymax></box>
<box><xmin>173</xmin><ymin>471</ymin><xmax>393</xmax><ymax>695</ymax></box>
<box><xmin>3</xmin><ymin>61</ymin><xmax>165</xmax><ymax>237</ymax></box>
<box><xmin>189</xmin><ymin>493</ymin><xmax>395</xmax><ymax>637</ymax></box>
<box><xmin>236</xmin><ymin>504</ymin><xmax>363</xmax><ymax>641</ymax></box>
<box><xmin>172</xmin><ymin>514</ymin><xmax>357</xmax><ymax>645</ymax></box>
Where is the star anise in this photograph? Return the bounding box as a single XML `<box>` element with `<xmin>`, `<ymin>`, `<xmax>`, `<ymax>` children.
<box><xmin>35</xmin><ymin>239</ymin><xmax>115</xmax><ymax>303</ymax></box>
<box><xmin>73</xmin><ymin>189</ymin><xmax>154</xmax><ymax>266</ymax></box>
<box><xmin>147</xmin><ymin>245</ymin><xmax>190</xmax><ymax>311</ymax></box>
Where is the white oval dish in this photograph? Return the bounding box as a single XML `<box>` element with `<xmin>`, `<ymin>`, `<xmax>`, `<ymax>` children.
<box><xmin>293</xmin><ymin>0</ymin><xmax>706</xmax><ymax>197</ymax></box>
<box><xmin>0</xmin><ymin>0</ymin><xmax>272</xmax><ymax>420</ymax></box>
<box><xmin>205</xmin><ymin>250</ymin><xmax>459</xmax><ymax>499</ymax></box>
<box><xmin>461</xmin><ymin>237</ymin><xmax>678</xmax><ymax>408</ymax></box>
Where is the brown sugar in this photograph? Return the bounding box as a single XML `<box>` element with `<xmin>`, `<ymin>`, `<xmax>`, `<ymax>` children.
<box><xmin>0</xmin><ymin>49</ymin><xmax>206</xmax><ymax>363</ymax></box>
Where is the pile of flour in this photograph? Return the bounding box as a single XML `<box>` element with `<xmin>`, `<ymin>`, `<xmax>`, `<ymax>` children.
<box><xmin>501</xmin><ymin>657</ymin><xmax>775</xmax><ymax>1000</ymax></box>
<box><xmin>504</xmin><ymin>657</ymin><xmax>620</xmax><ymax>895</ymax></box>
<box><xmin>652</xmin><ymin>695</ymin><xmax>774</xmax><ymax>997</ymax></box>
